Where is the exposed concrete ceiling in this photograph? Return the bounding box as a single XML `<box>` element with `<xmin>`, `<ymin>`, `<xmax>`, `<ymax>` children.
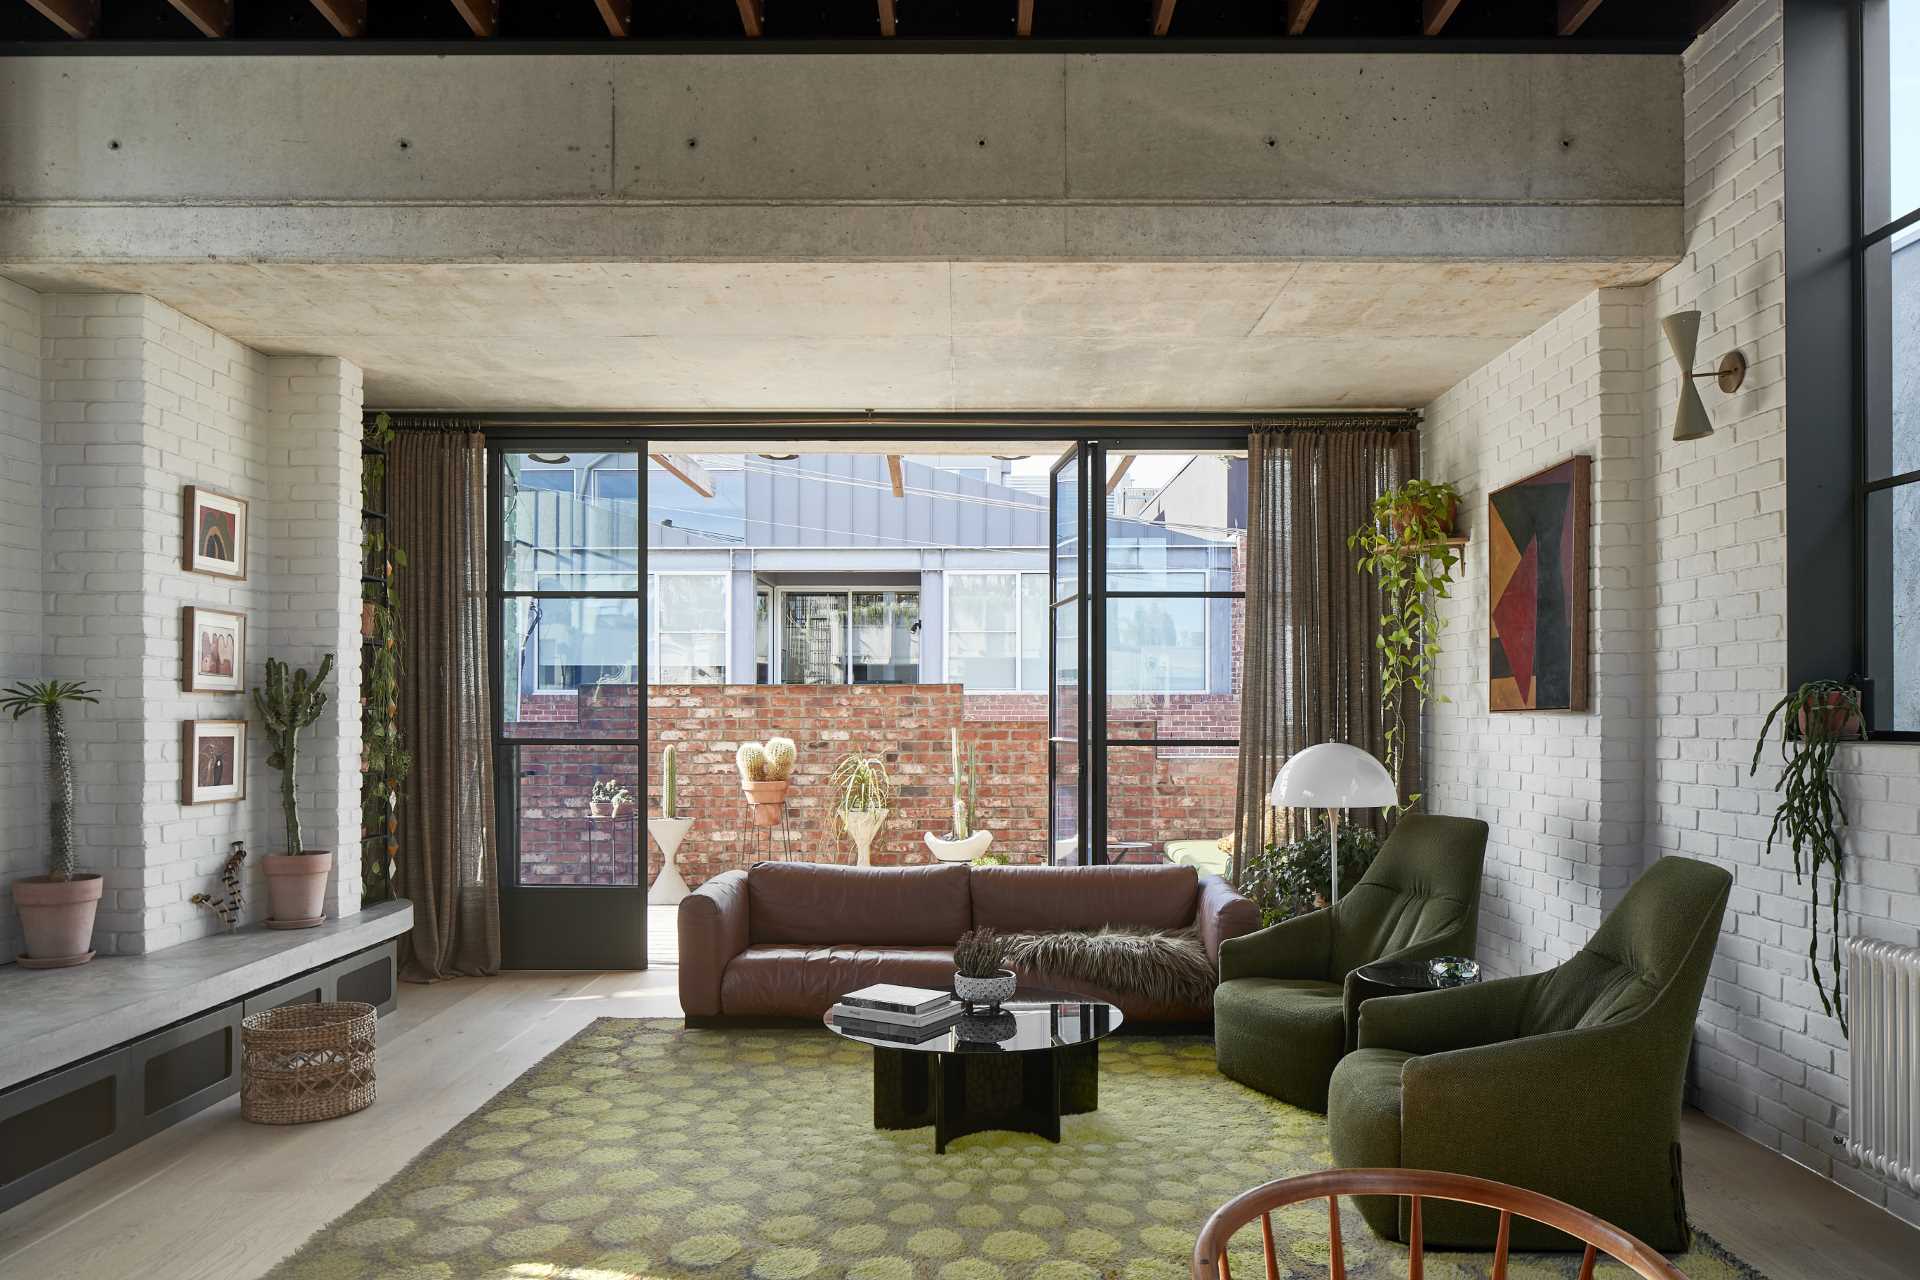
<box><xmin>1</xmin><ymin>259</ymin><xmax>1668</xmax><ymax>412</ymax></box>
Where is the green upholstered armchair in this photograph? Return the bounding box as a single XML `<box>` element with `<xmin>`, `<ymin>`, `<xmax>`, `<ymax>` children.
<box><xmin>1214</xmin><ymin>814</ymin><xmax>1488</xmax><ymax>1112</ymax></box>
<box><xmin>1328</xmin><ymin>855</ymin><xmax>1733</xmax><ymax>1253</ymax></box>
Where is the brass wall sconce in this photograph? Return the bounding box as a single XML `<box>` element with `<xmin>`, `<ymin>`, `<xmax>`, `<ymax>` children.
<box><xmin>1660</xmin><ymin>310</ymin><xmax>1747</xmax><ymax>441</ymax></box>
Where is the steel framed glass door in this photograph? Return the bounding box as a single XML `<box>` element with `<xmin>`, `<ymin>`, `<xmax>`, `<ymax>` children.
<box><xmin>491</xmin><ymin>443</ymin><xmax>648</xmax><ymax>969</ymax></box>
<box><xmin>1048</xmin><ymin>443</ymin><xmax>1102</xmax><ymax>864</ymax></box>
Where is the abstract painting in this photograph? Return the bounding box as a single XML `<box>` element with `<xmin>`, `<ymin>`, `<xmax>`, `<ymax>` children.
<box><xmin>1488</xmin><ymin>455</ymin><xmax>1590</xmax><ymax>712</ymax></box>
<box><xmin>183</xmin><ymin>606</ymin><xmax>245</xmax><ymax>693</ymax></box>
<box><xmin>182</xmin><ymin>719</ymin><xmax>247</xmax><ymax>804</ymax></box>
<box><xmin>184</xmin><ymin>486</ymin><xmax>247</xmax><ymax>579</ymax></box>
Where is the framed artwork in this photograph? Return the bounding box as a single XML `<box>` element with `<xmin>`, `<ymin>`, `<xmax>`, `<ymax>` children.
<box><xmin>183</xmin><ymin>607</ymin><xmax>246</xmax><ymax>693</ymax></box>
<box><xmin>182</xmin><ymin>719</ymin><xmax>248</xmax><ymax>804</ymax></box>
<box><xmin>1488</xmin><ymin>454</ymin><xmax>1591</xmax><ymax>713</ymax></box>
<box><xmin>184</xmin><ymin>486</ymin><xmax>248</xmax><ymax>580</ymax></box>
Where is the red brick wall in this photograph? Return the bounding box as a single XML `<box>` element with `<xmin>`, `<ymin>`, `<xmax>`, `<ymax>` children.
<box><xmin>507</xmin><ymin>682</ymin><xmax>1239</xmax><ymax>888</ymax></box>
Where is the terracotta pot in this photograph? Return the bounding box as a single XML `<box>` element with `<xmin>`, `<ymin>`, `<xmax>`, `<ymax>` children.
<box><xmin>360</xmin><ymin>601</ymin><xmax>377</xmax><ymax>637</ymax></box>
<box><xmin>13</xmin><ymin>874</ymin><xmax>103</xmax><ymax>965</ymax></box>
<box><xmin>1797</xmin><ymin>691</ymin><xmax>1863</xmax><ymax>741</ymax></box>
<box><xmin>742</xmin><ymin>779</ymin><xmax>790</xmax><ymax>828</ymax></box>
<box><xmin>263</xmin><ymin>852</ymin><xmax>331</xmax><ymax>927</ymax></box>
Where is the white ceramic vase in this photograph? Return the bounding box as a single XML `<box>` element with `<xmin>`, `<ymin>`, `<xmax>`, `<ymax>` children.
<box><xmin>841</xmin><ymin>807</ymin><xmax>889</xmax><ymax>867</ymax></box>
<box><xmin>647</xmin><ymin>816</ymin><xmax>695</xmax><ymax>905</ymax></box>
<box><xmin>924</xmin><ymin>830</ymin><xmax>993</xmax><ymax>863</ymax></box>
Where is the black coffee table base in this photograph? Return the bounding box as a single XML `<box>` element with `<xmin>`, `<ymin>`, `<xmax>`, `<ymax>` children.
<box><xmin>872</xmin><ymin>1041</ymin><xmax>1100</xmax><ymax>1153</ymax></box>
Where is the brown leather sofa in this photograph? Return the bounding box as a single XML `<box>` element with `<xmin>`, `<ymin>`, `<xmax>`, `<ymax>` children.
<box><xmin>679</xmin><ymin>860</ymin><xmax>1259</xmax><ymax>1026</ymax></box>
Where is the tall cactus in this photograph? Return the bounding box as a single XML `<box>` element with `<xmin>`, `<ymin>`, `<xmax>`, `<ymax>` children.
<box><xmin>949</xmin><ymin>727</ymin><xmax>978</xmax><ymax>840</ymax></box>
<box><xmin>661</xmin><ymin>744</ymin><xmax>679</xmax><ymax>818</ymax></box>
<box><xmin>1</xmin><ymin>680</ymin><xmax>100</xmax><ymax>881</ymax></box>
<box><xmin>254</xmin><ymin>654</ymin><xmax>335</xmax><ymax>855</ymax></box>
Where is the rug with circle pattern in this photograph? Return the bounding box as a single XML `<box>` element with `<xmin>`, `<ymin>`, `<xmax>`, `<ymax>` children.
<box><xmin>264</xmin><ymin>1018</ymin><xmax>1765</xmax><ymax>1280</ymax></box>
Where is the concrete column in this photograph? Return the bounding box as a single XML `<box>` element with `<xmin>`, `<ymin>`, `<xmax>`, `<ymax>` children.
<box><xmin>919</xmin><ymin>569</ymin><xmax>944</xmax><ymax>683</ymax></box>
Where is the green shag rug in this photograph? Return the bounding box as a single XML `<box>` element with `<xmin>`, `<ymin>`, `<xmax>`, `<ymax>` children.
<box><xmin>266</xmin><ymin>1020</ymin><xmax>1764</xmax><ymax>1280</ymax></box>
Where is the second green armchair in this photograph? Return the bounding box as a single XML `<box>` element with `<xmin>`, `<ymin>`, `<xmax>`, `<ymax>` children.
<box><xmin>1214</xmin><ymin>814</ymin><xmax>1488</xmax><ymax>1111</ymax></box>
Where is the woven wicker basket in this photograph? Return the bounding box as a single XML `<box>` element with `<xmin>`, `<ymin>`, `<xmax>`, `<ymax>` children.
<box><xmin>240</xmin><ymin>1000</ymin><xmax>377</xmax><ymax>1125</ymax></box>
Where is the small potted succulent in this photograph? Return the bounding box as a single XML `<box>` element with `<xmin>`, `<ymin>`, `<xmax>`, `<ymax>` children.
<box><xmin>255</xmin><ymin>654</ymin><xmax>336</xmax><ymax>929</ymax></box>
<box><xmin>832</xmin><ymin>752</ymin><xmax>894</xmax><ymax>867</ymax></box>
<box><xmin>587</xmin><ymin>778</ymin><xmax>632</xmax><ymax>818</ymax></box>
<box><xmin>925</xmin><ymin>728</ymin><xmax>993</xmax><ymax>862</ymax></box>
<box><xmin>953</xmin><ymin>927</ymin><xmax>1017</xmax><ymax>1012</ymax></box>
<box><xmin>3</xmin><ymin>680</ymin><xmax>104</xmax><ymax>967</ymax></box>
<box><xmin>736</xmin><ymin>736</ymin><xmax>796</xmax><ymax>828</ymax></box>
<box><xmin>648</xmin><ymin>745</ymin><xmax>695</xmax><ymax>905</ymax></box>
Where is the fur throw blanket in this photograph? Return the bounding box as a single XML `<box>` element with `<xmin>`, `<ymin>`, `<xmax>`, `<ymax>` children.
<box><xmin>1002</xmin><ymin>927</ymin><xmax>1216</xmax><ymax>1008</ymax></box>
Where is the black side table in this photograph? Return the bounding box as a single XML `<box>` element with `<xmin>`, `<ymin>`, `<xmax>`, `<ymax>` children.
<box><xmin>1346</xmin><ymin>957</ymin><xmax>1481</xmax><ymax>1047</ymax></box>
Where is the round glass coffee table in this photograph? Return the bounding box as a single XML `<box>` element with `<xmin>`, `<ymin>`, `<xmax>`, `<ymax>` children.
<box><xmin>824</xmin><ymin>989</ymin><xmax>1123</xmax><ymax>1153</ymax></box>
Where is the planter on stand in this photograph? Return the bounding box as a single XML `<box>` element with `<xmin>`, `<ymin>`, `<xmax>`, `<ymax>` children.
<box><xmin>13</xmin><ymin>874</ymin><xmax>104</xmax><ymax>968</ymax></box>
<box><xmin>924</xmin><ymin>830</ymin><xmax>993</xmax><ymax>864</ymax></box>
<box><xmin>742</xmin><ymin>780</ymin><xmax>790</xmax><ymax>829</ymax></box>
<box><xmin>841</xmin><ymin>808</ymin><xmax>889</xmax><ymax>867</ymax></box>
<box><xmin>648</xmin><ymin>816</ymin><xmax>695</xmax><ymax>905</ymax></box>
<box><xmin>263</xmin><ymin>851</ymin><xmax>331</xmax><ymax>929</ymax></box>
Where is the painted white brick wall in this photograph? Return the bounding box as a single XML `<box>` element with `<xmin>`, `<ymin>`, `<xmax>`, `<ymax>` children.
<box><xmin>0</xmin><ymin>277</ymin><xmax>45</xmax><ymax>964</ymax></box>
<box><xmin>1424</xmin><ymin>0</ymin><xmax>1920</xmax><ymax>1228</ymax></box>
<box><xmin>3</xmin><ymin>283</ymin><xmax>364</xmax><ymax>959</ymax></box>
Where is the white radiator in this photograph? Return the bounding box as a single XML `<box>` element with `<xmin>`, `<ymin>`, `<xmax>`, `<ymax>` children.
<box><xmin>1846</xmin><ymin>938</ymin><xmax>1920</xmax><ymax>1192</ymax></box>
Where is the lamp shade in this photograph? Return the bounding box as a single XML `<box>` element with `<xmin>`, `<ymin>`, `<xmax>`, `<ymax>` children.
<box><xmin>1268</xmin><ymin>742</ymin><xmax>1399</xmax><ymax>811</ymax></box>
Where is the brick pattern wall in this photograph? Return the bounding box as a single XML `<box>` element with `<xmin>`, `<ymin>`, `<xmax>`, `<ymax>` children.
<box><xmin>0</xmin><ymin>278</ymin><xmax>43</xmax><ymax>964</ymax></box>
<box><xmin>0</xmin><ymin>283</ymin><xmax>364</xmax><ymax>960</ymax></box>
<box><xmin>506</xmin><ymin>682</ymin><xmax>1238</xmax><ymax>886</ymax></box>
<box><xmin>1424</xmin><ymin>0</ymin><xmax>1920</xmax><ymax>1228</ymax></box>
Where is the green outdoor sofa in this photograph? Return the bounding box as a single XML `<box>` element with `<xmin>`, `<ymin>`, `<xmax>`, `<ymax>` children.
<box><xmin>1328</xmin><ymin>854</ymin><xmax>1733</xmax><ymax>1253</ymax></box>
<box><xmin>1213</xmin><ymin>814</ymin><xmax>1488</xmax><ymax>1112</ymax></box>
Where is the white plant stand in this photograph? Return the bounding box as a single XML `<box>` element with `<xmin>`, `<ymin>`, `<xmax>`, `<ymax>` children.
<box><xmin>841</xmin><ymin>808</ymin><xmax>889</xmax><ymax>867</ymax></box>
<box><xmin>924</xmin><ymin>830</ymin><xmax>993</xmax><ymax>863</ymax></box>
<box><xmin>647</xmin><ymin>816</ymin><xmax>695</xmax><ymax>905</ymax></box>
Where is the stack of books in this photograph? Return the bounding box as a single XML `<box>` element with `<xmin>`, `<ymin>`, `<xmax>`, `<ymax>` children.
<box><xmin>829</xmin><ymin>984</ymin><xmax>965</xmax><ymax>1043</ymax></box>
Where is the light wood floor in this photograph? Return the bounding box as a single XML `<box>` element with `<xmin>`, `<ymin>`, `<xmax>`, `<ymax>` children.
<box><xmin>1</xmin><ymin>949</ymin><xmax>1913</xmax><ymax>1280</ymax></box>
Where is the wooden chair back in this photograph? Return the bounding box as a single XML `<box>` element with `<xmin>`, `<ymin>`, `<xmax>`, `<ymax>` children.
<box><xmin>1190</xmin><ymin>1168</ymin><xmax>1689</xmax><ymax>1280</ymax></box>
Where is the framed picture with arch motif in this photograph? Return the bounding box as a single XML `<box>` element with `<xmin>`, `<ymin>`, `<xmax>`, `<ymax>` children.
<box><xmin>184</xmin><ymin>486</ymin><xmax>247</xmax><ymax>580</ymax></box>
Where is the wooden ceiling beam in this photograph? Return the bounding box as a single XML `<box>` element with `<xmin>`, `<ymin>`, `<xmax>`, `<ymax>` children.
<box><xmin>1556</xmin><ymin>0</ymin><xmax>1605</xmax><ymax>34</ymax></box>
<box><xmin>165</xmin><ymin>0</ymin><xmax>232</xmax><ymax>36</ymax></box>
<box><xmin>877</xmin><ymin>0</ymin><xmax>895</xmax><ymax>35</ymax></box>
<box><xmin>1421</xmin><ymin>0</ymin><xmax>1464</xmax><ymax>35</ymax></box>
<box><xmin>22</xmin><ymin>0</ymin><xmax>98</xmax><ymax>37</ymax></box>
<box><xmin>1150</xmin><ymin>0</ymin><xmax>1175</xmax><ymax>36</ymax></box>
<box><xmin>1283</xmin><ymin>0</ymin><xmax>1319</xmax><ymax>35</ymax></box>
<box><xmin>650</xmin><ymin>454</ymin><xmax>717</xmax><ymax>499</ymax></box>
<box><xmin>1017</xmin><ymin>0</ymin><xmax>1032</xmax><ymax>36</ymax></box>
<box><xmin>887</xmin><ymin>455</ymin><xmax>906</xmax><ymax>499</ymax></box>
<box><xmin>1106</xmin><ymin>455</ymin><xmax>1137</xmax><ymax>496</ymax></box>
<box><xmin>306</xmin><ymin>0</ymin><xmax>366</xmax><ymax>35</ymax></box>
<box><xmin>449</xmin><ymin>0</ymin><xmax>498</xmax><ymax>36</ymax></box>
<box><xmin>594</xmin><ymin>0</ymin><xmax>632</xmax><ymax>36</ymax></box>
<box><xmin>735</xmin><ymin>0</ymin><xmax>764</xmax><ymax>37</ymax></box>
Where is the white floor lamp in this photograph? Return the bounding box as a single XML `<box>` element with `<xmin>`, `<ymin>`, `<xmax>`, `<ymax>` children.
<box><xmin>1269</xmin><ymin>742</ymin><xmax>1399</xmax><ymax>903</ymax></box>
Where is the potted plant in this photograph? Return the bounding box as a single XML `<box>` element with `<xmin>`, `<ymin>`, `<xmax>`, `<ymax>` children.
<box><xmin>832</xmin><ymin>752</ymin><xmax>894</xmax><ymax>867</ymax></box>
<box><xmin>1348</xmin><ymin>478</ymin><xmax>1465</xmax><ymax>810</ymax></box>
<box><xmin>254</xmin><ymin>654</ymin><xmax>336</xmax><ymax>929</ymax></box>
<box><xmin>953</xmin><ymin>927</ymin><xmax>1016</xmax><ymax>1011</ymax></box>
<box><xmin>1750</xmin><ymin>679</ymin><xmax>1866</xmax><ymax>1034</ymax></box>
<box><xmin>925</xmin><ymin>728</ymin><xmax>993</xmax><ymax>862</ymax></box>
<box><xmin>1234</xmin><ymin>817</ymin><xmax>1382</xmax><ymax>927</ymax></box>
<box><xmin>737</xmin><ymin>736</ymin><xmax>795</xmax><ymax>828</ymax></box>
<box><xmin>648</xmin><ymin>744</ymin><xmax>695</xmax><ymax>905</ymax></box>
<box><xmin>3</xmin><ymin>680</ymin><xmax>103</xmax><ymax>967</ymax></box>
<box><xmin>587</xmin><ymin>778</ymin><xmax>631</xmax><ymax>818</ymax></box>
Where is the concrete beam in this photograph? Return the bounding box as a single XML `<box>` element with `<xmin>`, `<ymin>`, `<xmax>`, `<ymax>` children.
<box><xmin>0</xmin><ymin>51</ymin><xmax>1682</xmax><ymax>266</ymax></box>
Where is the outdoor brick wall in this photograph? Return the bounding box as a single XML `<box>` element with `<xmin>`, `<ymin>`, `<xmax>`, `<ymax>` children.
<box><xmin>508</xmin><ymin>682</ymin><xmax>1239</xmax><ymax>887</ymax></box>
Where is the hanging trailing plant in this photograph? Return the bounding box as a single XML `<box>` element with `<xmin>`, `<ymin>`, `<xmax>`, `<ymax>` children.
<box><xmin>361</xmin><ymin>412</ymin><xmax>411</xmax><ymax>902</ymax></box>
<box><xmin>1749</xmin><ymin>679</ymin><xmax>1864</xmax><ymax>1035</ymax></box>
<box><xmin>1347</xmin><ymin>478</ymin><xmax>1464</xmax><ymax>812</ymax></box>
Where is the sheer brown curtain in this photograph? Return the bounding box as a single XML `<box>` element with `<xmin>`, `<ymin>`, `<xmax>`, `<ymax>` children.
<box><xmin>390</xmin><ymin>420</ymin><xmax>501</xmax><ymax>980</ymax></box>
<box><xmin>1233</xmin><ymin>417</ymin><xmax>1419</xmax><ymax>884</ymax></box>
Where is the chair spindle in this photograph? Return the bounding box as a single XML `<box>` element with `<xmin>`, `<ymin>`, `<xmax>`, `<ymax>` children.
<box><xmin>1408</xmin><ymin>1195</ymin><xmax>1424</xmax><ymax>1280</ymax></box>
<box><xmin>1327</xmin><ymin>1195</ymin><xmax>1346</xmax><ymax>1280</ymax></box>
<box><xmin>1492</xmin><ymin>1209</ymin><xmax>1512</xmax><ymax>1280</ymax></box>
<box><xmin>1577</xmin><ymin>1243</ymin><xmax>1597</xmax><ymax>1280</ymax></box>
<box><xmin>1259</xmin><ymin>1211</ymin><xmax>1278</xmax><ymax>1280</ymax></box>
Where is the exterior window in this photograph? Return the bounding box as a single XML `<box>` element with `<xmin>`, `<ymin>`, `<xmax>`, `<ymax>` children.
<box><xmin>947</xmin><ymin>572</ymin><xmax>1048</xmax><ymax>692</ymax></box>
<box><xmin>646</xmin><ymin>573</ymin><xmax>728</xmax><ymax>684</ymax></box>
<box><xmin>779</xmin><ymin>590</ymin><xmax>919</xmax><ymax>684</ymax></box>
<box><xmin>1107</xmin><ymin>571</ymin><xmax>1208</xmax><ymax>694</ymax></box>
<box><xmin>852</xmin><ymin>591</ymin><xmax>920</xmax><ymax>683</ymax></box>
<box><xmin>755</xmin><ymin>589</ymin><xmax>771</xmax><ymax>684</ymax></box>
<box><xmin>1862</xmin><ymin>0</ymin><xmax>1920</xmax><ymax>731</ymax></box>
<box><xmin>533</xmin><ymin>597</ymin><xmax>638</xmax><ymax>693</ymax></box>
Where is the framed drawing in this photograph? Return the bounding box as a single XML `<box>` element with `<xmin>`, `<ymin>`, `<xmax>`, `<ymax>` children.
<box><xmin>183</xmin><ymin>719</ymin><xmax>247</xmax><ymax>804</ymax></box>
<box><xmin>1488</xmin><ymin>454</ymin><xmax>1591</xmax><ymax>713</ymax></box>
<box><xmin>183</xmin><ymin>607</ymin><xmax>246</xmax><ymax>693</ymax></box>
<box><xmin>184</xmin><ymin>486</ymin><xmax>247</xmax><ymax>580</ymax></box>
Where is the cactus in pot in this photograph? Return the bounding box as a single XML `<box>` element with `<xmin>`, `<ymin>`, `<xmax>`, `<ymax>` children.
<box><xmin>925</xmin><ymin>727</ymin><xmax>993</xmax><ymax>862</ymax></box>
<box><xmin>2</xmin><ymin>680</ymin><xmax>105</xmax><ymax>966</ymax></box>
<box><xmin>737</xmin><ymin>736</ymin><xmax>795</xmax><ymax>829</ymax></box>
<box><xmin>254</xmin><ymin>654</ymin><xmax>335</xmax><ymax>928</ymax></box>
<box><xmin>649</xmin><ymin>743</ymin><xmax>696</xmax><ymax>905</ymax></box>
<box><xmin>661</xmin><ymin>743</ymin><xmax>679</xmax><ymax>819</ymax></box>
